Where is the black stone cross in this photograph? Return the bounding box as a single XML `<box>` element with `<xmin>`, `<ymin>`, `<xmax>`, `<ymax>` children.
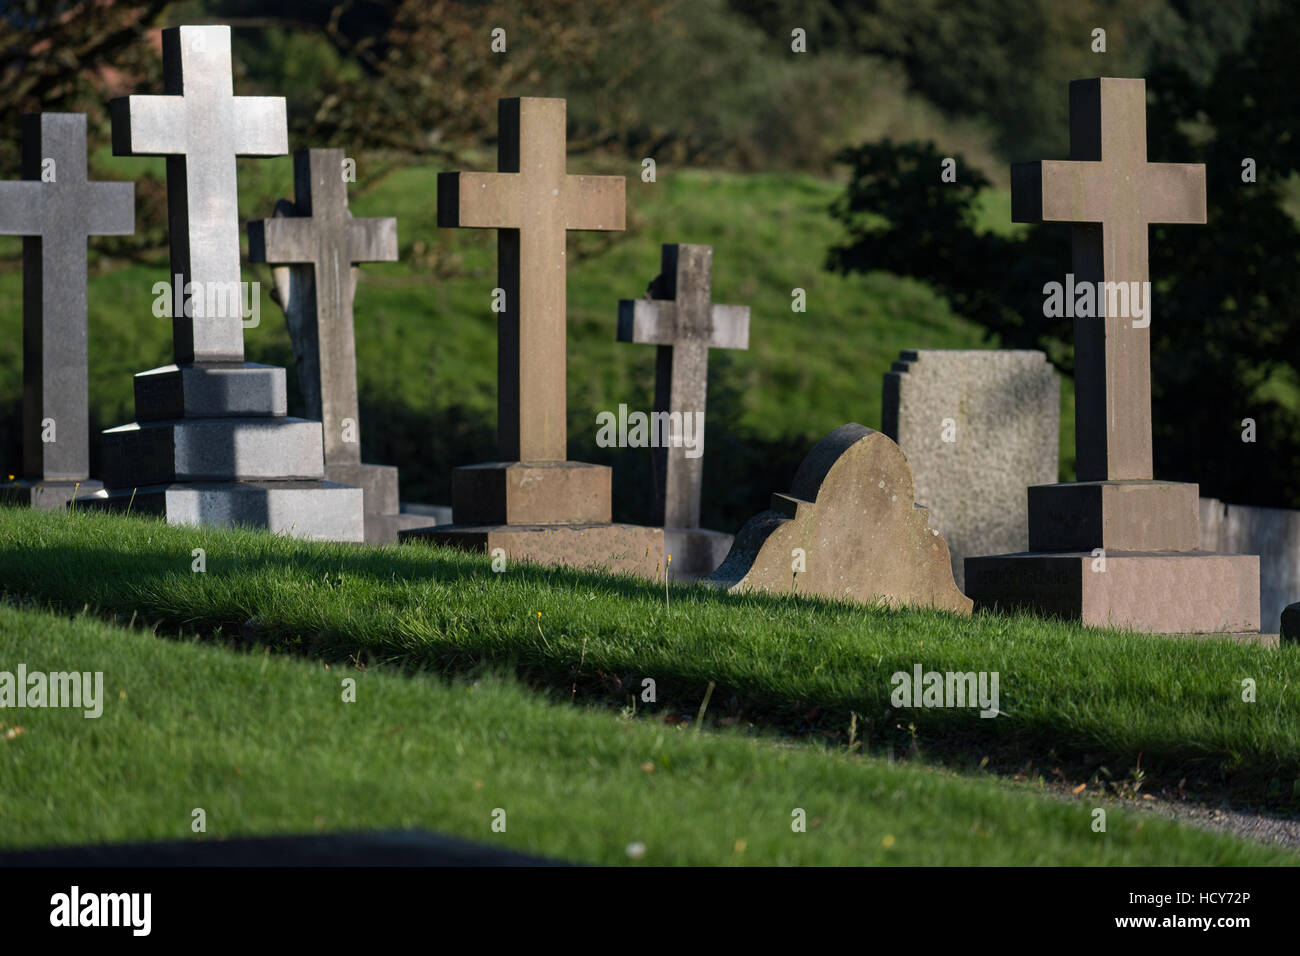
<box><xmin>0</xmin><ymin>113</ymin><xmax>133</xmax><ymax>482</ymax></box>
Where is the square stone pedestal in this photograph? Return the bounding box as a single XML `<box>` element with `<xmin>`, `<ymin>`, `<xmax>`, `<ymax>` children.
<box><xmin>0</xmin><ymin>478</ymin><xmax>103</xmax><ymax>511</ymax></box>
<box><xmin>664</xmin><ymin>527</ymin><xmax>733</xmax><ymax>581</ymax></box>
<box><xmin>79</xmin><ymin>481</ymin><xmax>364</xmax><ymax>542</ymax></box>
<box><xmin>404</xmin><ymin>460</ymin><xmax>662</xmax><ymax>577</ymax></box>
<box><xmin>964</xmin><ymin>550</ymin><xmax>1260</xmax><ymax>634</ymax></box>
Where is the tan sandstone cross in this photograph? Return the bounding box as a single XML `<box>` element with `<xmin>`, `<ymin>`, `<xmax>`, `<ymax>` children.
<box><xmin>1012</xmin><ymin>77</ymin><xmax>1205</xmax><ymax>482</ymax></box>
<box><xmin>438</xmin><ymin>97</ymin><xmax>625</xmax><ymax>463</ymax></box>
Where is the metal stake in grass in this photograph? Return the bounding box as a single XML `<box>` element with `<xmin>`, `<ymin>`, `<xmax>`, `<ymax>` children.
<box><xmin>665</xmin><ymin>553</ymin><xmax>671</xmax><ymax>611</ymax></box>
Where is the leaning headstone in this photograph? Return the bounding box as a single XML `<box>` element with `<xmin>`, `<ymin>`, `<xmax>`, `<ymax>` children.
<box><xmin>617</xmin><ymin>243</ymin><xmax>748</xmax><ymax>578</ymax></box>
<box><xmin>248</xmin><ymin>148</ymin><xmax>430</xmax><ymax>544</ymax></box>
<box><xmin>80</xmin><ymin>25</ymin><xmax>362</xmax><ymax>540</ymax></box>
<box><xmin>965</xmin><ymin>77</ymin><xmax>1258</xmax><ymax>634</ymax></box>
<box><xmin>883</xmin><ymin>349</ymin><xmax>1059</xmax><ymax>589</ymax></box>
<box><xmin>0</xmin><ymin>113</ymin><xmax>133</xmax><ymax>509</ymax></box>
<box><xmin>708</xmin><ymin>423</ymin><xmax>971</xmax><ymax>613</ymax></box>
<box><xmin>1200</xmin><ymin>497</ymin><xmax>1299</xmax><ymax>634</ymax></box>
<box><xmin>403</xmin><ymin>97</ymin><xmax>660</xmax><ymax>575</ymax></box>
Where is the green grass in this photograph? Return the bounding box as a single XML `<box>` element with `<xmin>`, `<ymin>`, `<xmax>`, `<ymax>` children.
<box><xmin>0</xmin><ymin>600</ymin><xmax>1290</xmax><ymax>864</ymax></box>
<box><xmin>2</xmin><ymin>506</ymin><xmax>1295</xmax><ymax>803</ymax></box>
<box><xmin>0</xmin><ymin>165</ymin><xmax>1078</xmax><ymax>524</ymax></box>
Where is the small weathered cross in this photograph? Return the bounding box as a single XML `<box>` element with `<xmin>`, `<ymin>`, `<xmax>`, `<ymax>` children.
<box><xmin>0</xmin><ymin>113</ymin><xmax>133</xmax><ymax>481</ymax></box>
<box><xmin>618</xmin><ymin>244</ymin><xmax>749</xmax><ymax>528</ymax></box>
<box><xmin>248</xmin><ymin>149</ymin><xmax>398</xmax><ymax>465</ymax></box>
<box><xmin>111</xmin><ymin>24</ymin><xmax>287</xmax><ymax>364</ymax></box>
<box><xmin>1012</xmin><ymin>77</ymin><xmax>1205</xmax><ymax>482</ymax></box>
<box><xmin>438</xmin><ymin>97</ymin><xmax>624</xmax><ymax>462</ymax></box>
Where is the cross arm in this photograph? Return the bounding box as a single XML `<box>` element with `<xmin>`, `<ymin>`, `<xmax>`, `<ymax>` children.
<box><xmin>617</xmin><ymin>298</ymin><xmax>677</xmax><ymax>345</ymax></box>
<box><xmin>0</xmin><ymin>181</ymin><xmax>46</xmax><ymax>235</ymax></box>
<box><xmin>564</xmin><ymin>175</ymin><xmax>625</xmax><ymax>231</ymax></box>
<box><xmin>86</xmin><ymin>181</ymin><xmax>135</xmax><ymax>236</ymax></box>
<box><xmin>247</xmin><ymin>213</ymin><xmax>318</xmax><ymax>265</ymax></box>
<box><xmin>1145</xmin><ymin>162</ymin><xmax>1206</xmax><ymax>224</ymax></box>
<box><xmin>233</xmin><ymin>97</ymin><xmax>289</xmax><ymax>156</ymax></box>
<box><xmin>437</xmin><ymin>171</ymin><xmax>520</xmax><ymax>229</ymax></box>
<box><xmin>349</xmin><ymin>217</ymin><xmax>398</xmax><ymax>263</ymax></box>
<box><xmin>1011</xmin><ymin>159</ymin><xmax>1111</xmax><ymax>223</ymax></box>
<box><xmin>110</xmin><ymin>95</ymin><xmax>185</xmax><ymax>156</ymax></box>
<box><xmin>707</xmin><ymin>304</ymin><xmax>750</xmax><ymax>350</ymax></box>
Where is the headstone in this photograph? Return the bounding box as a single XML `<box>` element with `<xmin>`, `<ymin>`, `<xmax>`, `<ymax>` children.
<box><xmin>1279</xmin><ymin>602</ymin><xmax>1300</xmax><ymax>644</ymax></box>
<box><xmin>707</xmin><ymin>423</ymin><xmax>971</xmax><ymax>614</ymax></box>
<box><xmin>883</xmin><ymin>349</ymin><xmax>1059</xmax><ymax>589</ymax></box>
<box><xmin>79</xmin><ymin>25</ymin><xmax>363</xmax><ymax>540</ymax></box>
<box><xmin>965</xmin><ymin>77</ymin><xmax>1259</xmax><ymax>634</ymax></box>
<box><xmin>0</xmin><ymin>113</ymin><xmax>133</xmax><ymax>509</ymax></box>
<box><xmin>1200</xmin><ymin>497</ymin><xmax>1298</xmax><ymax>634</ymax></box>
<box><xmin>403</xmin><ymin>97</ymin><xmax>660</xmax><ymax>575</ymax></box>
<box><xmin>617</xmin><ymin>243</ymin><xmax>748</xmax><ymax>578</ymax></box>
<box><xmin>248</xmin><ymin>148</ymin><xmax>432</xmax><ymax>543</ymax></box>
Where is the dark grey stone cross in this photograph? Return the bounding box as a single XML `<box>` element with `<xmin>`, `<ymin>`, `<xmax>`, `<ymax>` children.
<box><xmin>618</xmin><ymin>244</ymin><xmax>749</xmax><ymax>528</ymax></box>
<box><xmin>0</xmin><ymin>113</ymin><xmax>133</xmax><ymax>483</ymax></box>
<box><xmin>247</xmin><ymin>148</ymin><xmax>398</xmax><ymax>465</ymax></box>
<box><xmin>110</xmin><ymin>24</ymin><xmax>287</xmax><ymax>364</ymax></box>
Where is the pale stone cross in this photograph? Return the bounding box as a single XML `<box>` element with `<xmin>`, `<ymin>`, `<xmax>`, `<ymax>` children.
<box><xmin>438</xmin><ymin>97</ymin><xmax>624</xmax><ymax>462</ymax></box>
<box><xmin>1012</xmin><ymin>77</ymin><xmax>1205</xmax><ymax>482</ymax></box>
<box><xmin>248</xmin><ymin>149</ymin><xmax>398</xmax><ymax>465</ymax></box>
<box><xmin>618</xmin><ymin>244</ymin><xmax>749</xmax><ymax>528</ymax></box>
<box><xmin>110</xmin><ymin>24</ymin><xmax>287</xmax><ymax>364</ymax></box>
<box><xmin>0</xmin><ymin>113</ymin><xmax>134</xmax><ymax>481</ymax></box>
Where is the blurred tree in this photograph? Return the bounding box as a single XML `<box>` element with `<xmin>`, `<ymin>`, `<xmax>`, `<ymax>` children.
<box><xmin>827</xmin><ymin>4</ymin><xmax>1300</xmax><ymax>507</ymax></box>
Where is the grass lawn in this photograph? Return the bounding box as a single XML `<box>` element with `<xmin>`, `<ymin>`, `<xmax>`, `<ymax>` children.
<box><xmin>2</xmin><ymin>506</ymin><xmax>1296</xmax><ymax>808</ymax></box>
<box><xmin>0</xmin><ymin>599</ymin><xmax>1291</xmax><ymax>865</ymax></box>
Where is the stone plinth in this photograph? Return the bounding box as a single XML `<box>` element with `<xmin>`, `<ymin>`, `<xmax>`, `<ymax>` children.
<box><xmin>404</xmin><ymin>522</ymin><xmax>663</xmax><ymax>577</ymax></box>
<box><xmin>964</xmin><ymin>551</ymin><xmax>1259</xmax><ymax>634</ymax></box>
<box><xmin>0</xmin><ymin>478</ymin><xmax>103</xmax><ymax>511</ymax></box>
<box><xmin>664</xmin><ymin>527</ymin><xmax>734</xmax><ymax>581</ymax></box>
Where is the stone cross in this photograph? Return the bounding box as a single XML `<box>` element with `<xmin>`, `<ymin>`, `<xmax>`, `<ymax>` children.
<box><xmin>110</xmin><ymin>24</ymin><xmax>287</xmax><ymax>365</ymax></box>
<box><xmin>617</xmin><ymin>244</ymin><xmax>749</xmax><ymax>528</ymax></box>
<box><xmin>1012</xmin><ymin>77</ymin><xmax>1205</xmax><ymax>482</ymax></box>
<box><xmin>438</xmin><ymin>97</ymin><xmax>624</xmax><ymax>462</ymax></box>
<box><xmin>248</xmin><ymin>149</ymin><xmax>398</xmax><ymax>465</ymax></box>
<box><xmin>0</xmin><ymin>113</ymin><xmax>133</xmax><ymax>481</ymax></box>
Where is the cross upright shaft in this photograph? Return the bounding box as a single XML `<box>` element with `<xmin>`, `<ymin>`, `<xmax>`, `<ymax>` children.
<box><xmin>438</xmin><ymin>97</ymin><xmax>624</xmax><ymax>462</ymax></box>
<box><xmin>111</xmin><ymin>24</ymin><xmax>287</xmax><ymax>365</ymax></box>
<box><xmin>0</xmin><ymin>113</ymin><xmax>133</xmax><ymax>481</ymax></box>
<box><xmin>1011</xmin><ymin>78</ymin><xmax>1205</xmax><ymax>482</ymax></box>
<box><xmin>248</xmin><ymin>149</ymin><xmax>398</xmax><ymax>465</ymax></box>
<box><xmin>617</xmin><ymin>244</ymin><xmax>749</xmax><ymax>528</ymax></box>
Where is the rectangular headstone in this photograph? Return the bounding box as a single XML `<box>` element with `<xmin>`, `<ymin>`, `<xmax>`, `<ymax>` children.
<box><xmin>883</xmin><ymin>350</ymin><xmax>1059</xmax><ymax>589</ymax></box>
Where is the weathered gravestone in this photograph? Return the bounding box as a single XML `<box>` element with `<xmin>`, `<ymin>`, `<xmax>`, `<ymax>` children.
<box><xmin>707</xmin><ymin>423</ymin><xmax>971</xmax><ymax>613</ymax></box>
<box><xmin>965</xmin><ymin>78</ymin><xmax>1259</xmax><ymax>634</ymax></box>
<box><xmin>883</xmin><ymin>349</ymin><xmax>1059</xmax><ymax>590</ymax></box>
<box><xmin>80</xmin><ymin>25</ymin><xmax>362</xmax><ymax>540</ymax></box>
<box><xmin>248</xmin><ymin>148</ymin><xmax>430</xmax><ymax>544</ymax></box>
<box><xmin>0</xmin><ymin>113</ymin><xmax>133</xmax><ymax>509</ymax></box>
<box><xmin>402</xmin><ymin>97</ymin><xmax>660</xmax><ymax>574</ymax></box>
<box><xmin>617</xmin><ymin>243</ymin><xmax>748</xmax><ymax>578</ymax></box>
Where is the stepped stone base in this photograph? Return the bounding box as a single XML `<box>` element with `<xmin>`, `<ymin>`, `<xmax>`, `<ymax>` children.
<box><xmin>326</xmin><ymin>461</ymin><xmax>399</xmax><ymax>516</ymax></box>
<box><xmin>451</xmin><ymin>460</ymin><xmax>611</xmax><ymax>525</ymax></box>
<box><xmin>965</xmin><ymin>550</ymin><xmax>1260</xmax><ymax>634</ymax></box>
<box><xmin>134</xmin><ymin>362</ymin><xmax>287</xmax><ymax>421</ymax></box>
<box><xmin>664</xmin><ymin>526</ymin><xmax>733</xmax><ymax>580</ymax></box>
<box><xmin>0</xmin><ymin>478</ymin><xmax>103</xmax><ymax>511</ymax></box>
<box><xmin>1028</xmin><ymin>480</ymin><xmax>1200</xmax><ymax>552</ymax></box>
<box><xmin>402</xmin><ymin>522</ymin><xmax>663</xmax><ymax>578</ymax></box>
<box><xmin>101</xmin><ymin>417</ymin><xmax>325</xmax><ymax>487</ymax></box>
<box><xmin>363</xmin><ymin>511</ymin><xmax>444</xmax><ymax>546</ymax></box>
<box><xmin>78</xmin><ymin>480</ymin><xmax>364</xmax><ymax>542</ymax></box>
